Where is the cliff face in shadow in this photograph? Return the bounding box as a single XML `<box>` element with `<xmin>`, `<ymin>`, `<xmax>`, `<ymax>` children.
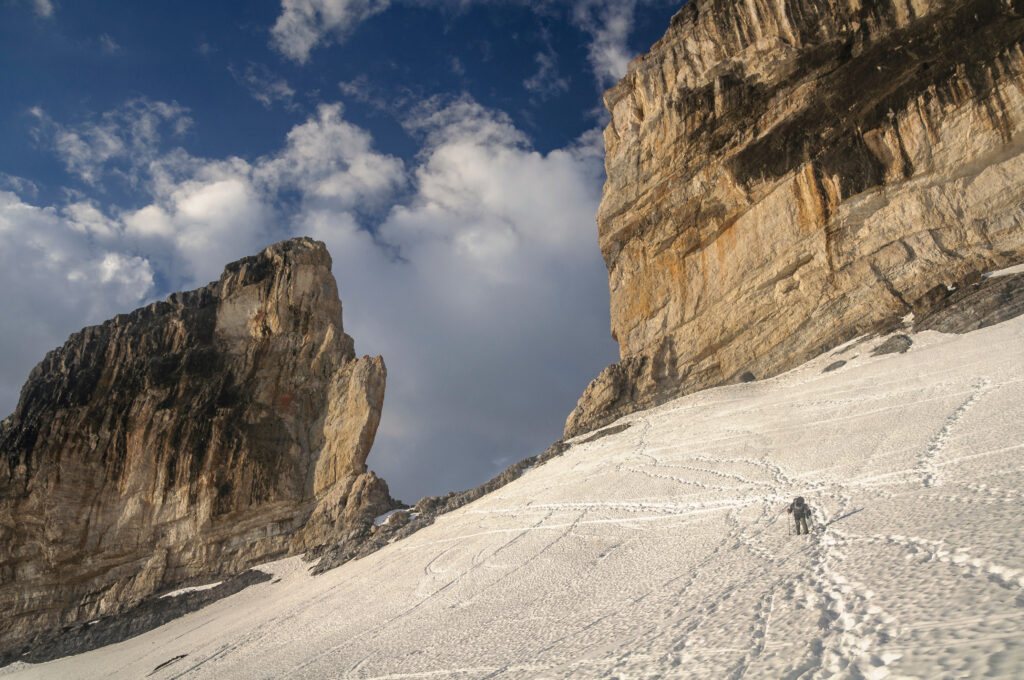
<box><xmin>567</xmin><ymin>0</ymin><xmax>1024</xmax><ymax>436</ymax></box>
<box><xmin>0</xmin><ymin>238</ymin><xmax>396</xmax><ymax>654</ymax></box>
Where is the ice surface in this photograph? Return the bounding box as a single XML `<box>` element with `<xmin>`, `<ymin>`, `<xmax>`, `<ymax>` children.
<box><xmin>6</xmin><ymin>316</ymin><xmax>1024</xmax><ymax>679</ymax></box>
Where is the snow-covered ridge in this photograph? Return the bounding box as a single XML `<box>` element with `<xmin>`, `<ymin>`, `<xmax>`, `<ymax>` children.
<box><xmin>5</xmin><ymin>315</ymin><xmax>1024</xmax><ymax>679</ymax></box>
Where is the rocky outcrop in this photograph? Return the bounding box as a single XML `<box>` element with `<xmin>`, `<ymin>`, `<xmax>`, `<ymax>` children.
<box><xmin>0</xmin><ymin>238</ymin><xmax>396</xmax><ymax>655</ymax></box>
<box><xmin>5</xmin><ymin>570</ymin><xmax>272</xmax><ymax>667</ymax></box>
<box><xmin>914</xmin><ymin>271</ymin><xmax>1024</xmax><ymax>333</ymax></box>
<box><xmin>567</xmin><ymin>0</ymin><xmax>1024</xmax><ymax>436</ymax></box>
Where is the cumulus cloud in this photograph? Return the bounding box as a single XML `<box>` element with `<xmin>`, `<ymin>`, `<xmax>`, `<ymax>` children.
<box><xmin>123</xmin><ymin>160</ymin><xmax>274</xmax><ymax>288</ymax></box>
<box><xmin>271</xmin><ymin>0</ymin><xmax>392</xmax><ymax>64</ymax></box>
<box><xmin>113</xmin><ymin>106</ymin><xmax>405</xmax><ymax>289</ymax></box>
<box><xmin>0</xmin><ymin>191</ymin><xmax>155</xmax><ymax>412</ymax></box>
<box><xmin>63</xmin><ymin>200</ymin><xmax>120</xmax><ymax>238</ymax></box>
<box><xmin>3</xmin><ymin>95</ymin><xmax>615</xmax><ymax>501</ymax></box>
<box><xmin>312</xmin><ymin>96</ymin><xmax>616</xmax><ymax>498</ymax></box>
<box><xmin>22</xmin><ymin>100</ymin><xmax>405</xmax><ymax>290</ymax></box>
<box><xmin>255</xmin><ymin>102</ymin><xmax>406</xmax><ymax>211</ymax></box>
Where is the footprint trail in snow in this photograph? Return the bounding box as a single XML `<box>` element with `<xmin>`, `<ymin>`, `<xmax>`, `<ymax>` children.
<box><xmin>7</xmin><ymin>318</ymin><xmax>1024</xmax><ymax>679</ymax></box>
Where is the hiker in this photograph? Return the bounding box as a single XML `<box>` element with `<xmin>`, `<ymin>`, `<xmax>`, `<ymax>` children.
<box><xmin>787</xmin><ymin>496</ymin><xmax>812</xmax><ymax>534</ymax></box>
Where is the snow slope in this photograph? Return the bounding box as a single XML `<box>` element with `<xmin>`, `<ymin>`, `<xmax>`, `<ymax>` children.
<box><xmin>4</xmin><ymin>316</ymin><xmax>1024</xmax><ymax>679</ymax></box>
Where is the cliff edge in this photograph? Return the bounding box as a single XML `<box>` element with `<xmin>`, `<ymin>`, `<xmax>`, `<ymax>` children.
<box><xmin>567</xmin><ymin>0</ymin><xmax>1024</xmax><ymax>436</ymax></box>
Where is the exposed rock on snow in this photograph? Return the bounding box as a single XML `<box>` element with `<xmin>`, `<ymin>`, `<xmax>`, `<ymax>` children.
<box><xmin>566</xmin><ymin>0</ymin><xmax>1024</xmax><ymax>437</ymax></box>
<box><xmin>2</xmin><ymin>570</ymin><xmax>270</xmax><ymax>667</ymax></box>
<box><xmin>823</xmin><ymin>359</ymin><xmax>848</xmax><ymax>372</ymax></box>
<box><xmin>914</xmin><ymin>272</ymin><xmax>1024</xmax><ymax>334</ymax></box>
<box><xmin>0</xmin><ymin>238</ymin><xmax>397</xmax><ymax>659</ymax></box>
<box><xmin>872</xmin><ymin>334</ymin><xmax>913</xmax><ymax>356</ymax></box>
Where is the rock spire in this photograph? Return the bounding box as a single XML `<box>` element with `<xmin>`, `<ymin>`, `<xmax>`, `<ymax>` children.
<box><xmin>0</xmin><ymin>237</ymin><xmax>395</xmax><ymax>654</ymax></box>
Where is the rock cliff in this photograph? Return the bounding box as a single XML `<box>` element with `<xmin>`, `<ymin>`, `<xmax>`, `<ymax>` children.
<box><xmin>0</xmin><ymin>238</ymin><xmax>395</xmax><ymax>654</ymax></box>
<box><xmin>567</xmin><ymin>0</ymin><xmax>1024</xmax><ymax>436</ymax></box>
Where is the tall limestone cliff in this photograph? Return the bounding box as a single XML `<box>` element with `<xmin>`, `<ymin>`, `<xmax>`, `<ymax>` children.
<box><xmin>0</xmin><ymin>238</ymin><xmax>395</xmax><ymax>653</ymax></box>
<box><xmin>567</xmin><ymin>0</ymin><xmax>1024</xmax><ymax>436</ymax></box>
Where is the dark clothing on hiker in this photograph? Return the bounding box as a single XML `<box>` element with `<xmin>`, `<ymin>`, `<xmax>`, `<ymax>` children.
<box><xmin>788</xmin><ymin>497</ymin><xmax>811</xmax><ymax>534</ymax></box>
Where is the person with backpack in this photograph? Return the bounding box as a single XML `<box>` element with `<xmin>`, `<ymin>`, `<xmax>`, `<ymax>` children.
<box><xmin>787</xmin><ymin>497</ymin><xmax>812</xmax><ymax>534</ymax></box>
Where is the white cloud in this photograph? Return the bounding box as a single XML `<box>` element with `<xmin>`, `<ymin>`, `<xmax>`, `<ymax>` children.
<box><xmin>390</xmin><ymin>97</ymin><xmax>597</xmax><ymax>263</ymax></box>
<box><xmin>524</xmin><ymin>48</ymin><xmax>570</xmax><ymax>99</ymax></box>
<box><xmin>0</xmin><ymin>191</ymin><xmax>154</xmax><ymax>412</ymax></box>
<box><xmin>0</xmin><ymin>173</ymin><xmax>39</xmax><ymax>200</ymax></box>
<box><xmin>26</xmin><ymin>101</ymin><xmax>405</xmax><ymax>292</ymax></box>
<box><xmin>405</xmin><ymin>95</ymin><xmax>528</xmax><ymax>149</ymax></box>
<box><xmin>256</xmin><ymin>103</ymin><xmax>406</xmax><ymax>211</ymax></box>
<box><xmin>231</xmin><ymin>63</ymin><xmax>297</xmax><ymax>110</ymax></box>
<box><xmin>572</xmin><ymin>0</ymin><xmax>638</xmax><ymax>86</ymax></box>
<box><xmin>121</xmin><ymin>159</ymin><xmax>273</xmax><ymax>288</ymax></box>
<box><xmin>270</xmin><ymin>0</ymin><xmax>654</xmax><ymax>87</ymax></box>
<box><xmin>3</xmin><ymin>94</ymin><xmax>616</xmax><ymax>502</ymax></box>
<box><xmin>31</xmin><ymin>0</ymin><xmax>53</xmax><ymax>18</ymax></box>
<box><xmin>99</xmin><ymin>34</ymin><xmax>121</xmax><ymax>54</ymax></box>
<box><xmin>32</xmin><ymin>99</ymin><xmax>192</xmax><ymax>185</ymax></box>
<box><xmin>271</xmin><ymin>0</ymin><xmax>392</xmax><ymax>64</ymax></box>
<box><xmin>63</xmin><ymin>200</ymin><xmax>120</xmax><ymax>238</ymax></box>
<box><xmin>52</xmin><ymin>125</ymin><xmax>124</xmax><ymax>185</ymax></box>
<box><xmin>312</xmin><ymin>96</ymin><xmax>616</xmax><ymax>498</ymax></box>
<box><xmin>122</xmin><ymin>204</ymin><xmax>175</xmax><ymax>239</ymax></box>
<box><xmin>97</xmin><ymin>253</ymin><xmax>153</xmax><ymax>291</ymax></box>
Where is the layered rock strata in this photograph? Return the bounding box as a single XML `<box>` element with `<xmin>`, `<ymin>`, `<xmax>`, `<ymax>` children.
<box><xmin>567</xmin><ymin>0</ymin><xmax>1024</xmax><ymax>436</ymax></box>
<box><xmin>0</xmin><ymin>238</ymin><xmax>395</xmax><ymax>654</ymax></box>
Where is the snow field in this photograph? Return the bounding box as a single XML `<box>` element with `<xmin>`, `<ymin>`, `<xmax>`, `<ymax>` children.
<box><xmin>3</xmin><ymin>315</ymin><xmax>1024</xmax><ymax>679</ymax></box>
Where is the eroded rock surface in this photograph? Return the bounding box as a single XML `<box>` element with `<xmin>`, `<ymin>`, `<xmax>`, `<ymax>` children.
<box><xmin>0</xmin><ymin>238</ymin><xmax>396</xmax><ymax>655</ymax></box>
<box><xmin>567</xmin><ymin>0</ymin><xmax>1024</xmax><ymax>437</ymax></box>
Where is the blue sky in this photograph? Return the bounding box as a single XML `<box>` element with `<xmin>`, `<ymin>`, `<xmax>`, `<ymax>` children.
<box><xmin>0</xmin><ymin>0</ymin><xmax>678</xmax><ymax>502</ymax></box>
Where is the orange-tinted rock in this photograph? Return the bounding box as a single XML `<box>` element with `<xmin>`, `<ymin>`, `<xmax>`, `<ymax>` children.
<box><xmin>567</xmin><ymin>0</ymin><xmax>1024</xmax><ymax>436</ymax></box>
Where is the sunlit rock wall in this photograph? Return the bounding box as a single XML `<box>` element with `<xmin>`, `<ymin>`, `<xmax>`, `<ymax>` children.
<box><xmin>0</xmin><ymin>238</ymin><xmax>394</xmax><ymax>652</ymax></box>
<box><xmin>567</xmin><ymin>0</ymin><xmax>1024</xmax><ymax>436</ymax></box>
